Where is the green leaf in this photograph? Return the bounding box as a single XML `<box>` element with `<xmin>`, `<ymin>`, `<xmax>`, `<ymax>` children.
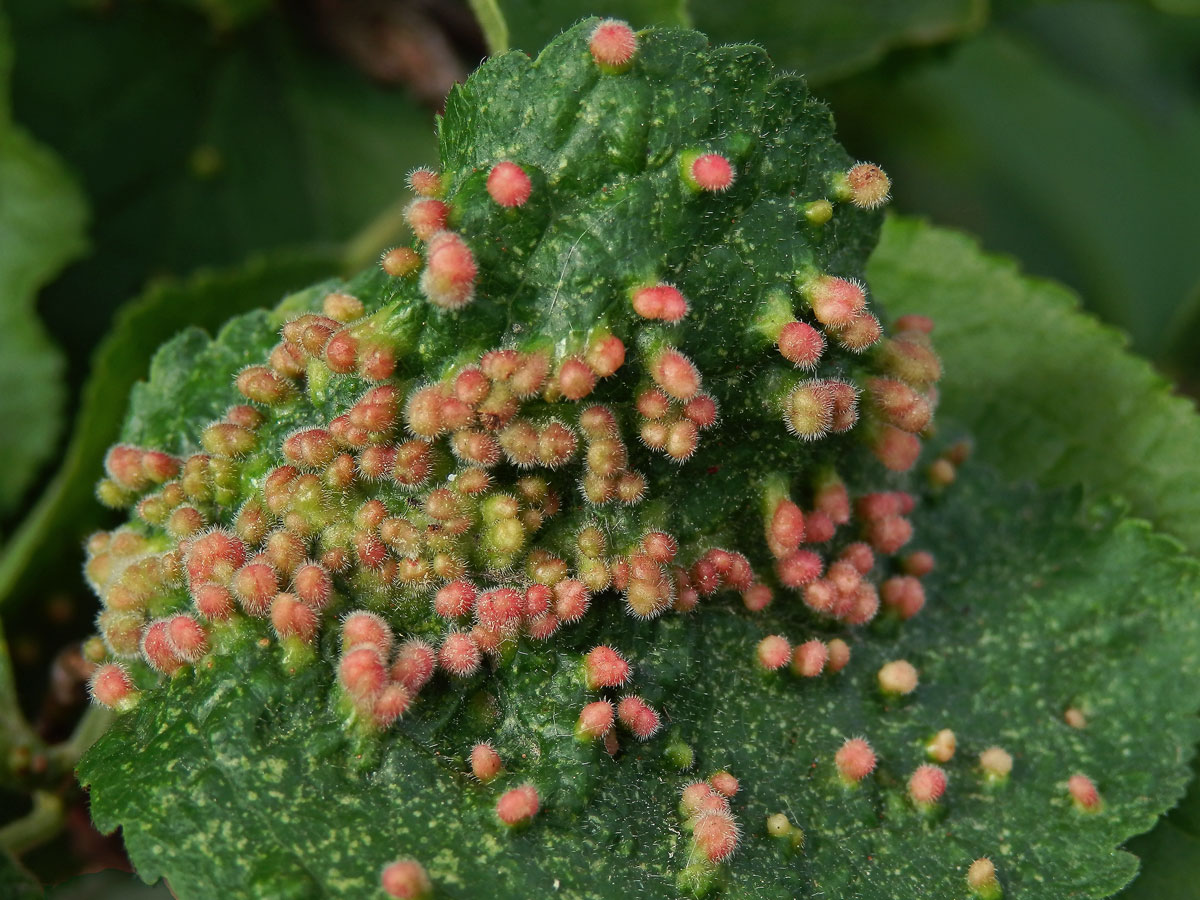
<box><xmin>869</xmin><ymin>216</ymin><xmax>1200</xmax><ymax>554</ymax></box>
<box><xmin>4</xmin><ymin>0</ymin><xmax>436</xmax><ymax>367</ymax></box>
<box><xmin>868</xmin><ymin>216</ymin><xmax>1200</xmax><ymax>899</ymax></box>
<box><xmin>689</xmin><ymin>0</ymin><xmax>987</xmax><ymax>85</ymax></box>
<box><xmin>0</xmin><ymin>251</ymin><xmax>342</xmax><ymax>613</ymax></box>
<box><xmin>837</xmin><ymin>16</ymin><xmax>1200</xmax><ymax>360</ymax></box>
<box><xmin>0</xmin><ymin>8</ymin><xmax>88</xmax><ymax>518</ymax></box>
<box><xmin>79</xmin><ymin>465</ymin><xmax>1200</xmax><ymax>898</ymax></box>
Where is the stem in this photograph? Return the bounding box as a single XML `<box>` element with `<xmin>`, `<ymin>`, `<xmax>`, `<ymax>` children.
<box><xmin>0</xmin><ymin>791</ymin><xmax>63</xmax><ymax>855</ymax></box>
<box><xmin>467</xmin><ymin>0</ymin><xmax>508</xmax><ymax>55</ymax></box>
<box><xmin>343</xmin><ymin>199</ymin><xmax>411</xmax><ymax>273</ymax></box>
<box><xmin>46</xmin><ymin>705</ymin><xmax>113</xmax><ymax>779</ymax></box>
<box><xmin>0</xmin><ymin>619</ymin><xmax>44</xmax><ymax>785</ymax></box>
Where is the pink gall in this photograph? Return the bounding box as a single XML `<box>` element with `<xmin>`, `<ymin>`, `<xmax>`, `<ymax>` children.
<box><xmin>927</xmin><ymin>729</ymin><xmax>957</xmax><ymax>763</ymax></box>
<box><xmin>576</xmin><ymin>700</ymin><xmax>616</xmax><ymax>741</ymax></box>
<box><xmin>339</xmin><ymin>647</ymin><xmax>388</xmax><ymax>701</ymax></box>
<box><xmin>784</xmin><ymin>380</ymin><xmax>833</xmax><ymax>440</ymax></box>
<box><xmin>756</xmin><ymin>634</ymin><xmax>791</xmax><ymax>671</ymax></box>
<box><xmin>165</xmin><ymin>614</ymin><xmax>208</xmax><ymax>662</ymax></box>
<box><xmin>776</xmin><ymin>550</ymin><xmax>823</xmax><ymax>588</ymax></box>
<box><xmin>486</xmin><ymin>161</ymin><xmax>532</xmax><ymax>207</ymax></box>
<box><xmin>872</xmin><ymin>424</ymin><xmax>922</xmax><ymax>472</ymax></box>
<box><xmin>839</xmin><ymin>542</ymin><xmax>874</xmax><ymax>574</ymax></box>
<box><xmin>476</xmin><ymin>587</ymin><xmax>524</xmax><ymax>632</ymax></box>
<box><xmin>381</xmin><ymin>859</ymin><xmax>433</xmax><ymax>900</ymax></box>
<box><xmin>826</xmin><ymin>638</ymin><xmax>851</xmax><ymax>672</ymax></box>
<box><xmin>688</xmin><ymin>153</ymin><xmax>735</xmax><ymax>193</ymax></box>
<box><xmin>803</xmin><ymin>276</ymin><xmax>866</xmax><ymax>327</ymax></box>
<box><xmin>232</xmin><ymin>562</ymin><xmax>277</xmax><ymax>617</ymax></box>
<box><xmin>321</xmin><ymin>331</ymin><xmax>357</xmax><ymax>374</ymax></box>
<box><xmin>270</xmin><ymin>593</ymin><xmax>319</xmax><ymax>643</ymax></box>
<box><xmin>420</xmin><ymin>231</ymin><xmax>477</xmax><ymax>310</ymax></box>
<box><xmin>471</xmin><ymin>742</ymin><xmax>503</xmax><ymax>782</ymax></box>
<box><xmin>193</xmin><ymin>582</ymin><xmax>235</xmax><ymax>620</ymax></box>
<box><xmin>141</xmin><ymin>620</ymin><xmax>185</xmax><ymax>675</ymax></box>
<box><xmin>434</xmin><ymin>580</ymin><xmax>476</xmax><ymax>619</ymax></box>
<box><xmin>650</xmin><ymin>349</ymin><xmax>701</xmax><ymax>400</ymax></box>
<box><xmin>709</xmin><ymin>771</ymin><xmax>739</xmax><ymax>797</ymax></box>
<box><xmin>778</xmin><ymin>320</ymin><xmax>825</xmax><ymax>368</ymax></box>
<box><xmin>742</xmin><ymin>583</ymin><xmax>773</xmax><ymax>612</ymax></box>
<box><xmin>767</xmin><ymin>499</ymin><xmax>805</xmax><ymax>558</ymax></box>
<box><xmin>878</xmin><ymin>659</ymin><xmax>919</xmax><ymax>696</ymax></box>
<box><xmin>557</xmin><ymin>358</ymin><xmax>597</xmax><ymax>401</ymax></box>
<box><xmin>826</xmin><ymin>380</ymin><xmax>861</xmax><ymax>432</ymax></box>
<box><xmin>881</xmin><ymin>576</ymin><xmax>926</xmax><ymax>620</ymax></box>
<box><xmin>902</xmin><ymin>550</ymin><xmax>935</xmax><ymax>577</ymax></box>
<box><xmin>909</xmin><ymin>764</ymin><xmax>948</xmax><ymax>807</ymax></box>
<box><xmin>584</xmin><ymin>645</ymin><xmax>632</xmax><ymax>690</ymax></box>
<box><xmin>664</xmin><ymin>419</ymin><xmax>700</xmax><ymax>461</ymax></box>
<box><xmin>815</xmin><ymin>477</ymin><xmax>851</xmax><ymax>525</ymax></box>
<box><xmin>407</xmin><ymin>167</ymin><xmax>442</xmax><ymax>197</ymax></box>
<box><xmin>585</xmin><ymin>334</ymin><xmax>626</xmax><ymax>378</ymax></box>
<box><xmin>392</xmin><ymin>639</ymin><xmax>436</xmax><ymax>694</ymax></box>
<box><xmin>684</xmin><ymin>394</ymin><xmax>718</xmax><ymax>428</ymax></box>
<box><xmin>692</xmin><ymin>810</ymin><xmax>740</xmax><ymax>862</ymax></box>
<box><xmin>844</xmin><ymin>163</ymin><xmax>891</xmax><ymax>210</ymax></box>
<box><xmin>292</xmin><ymin>563</ymin><xmax>332</xmax><ymax>610</ymax></box>
<box><xmin>554</xmin><ymin>580</ymin><xmax>591</xmax><ymax>622</ymax></box>
<box><xmin>681</xmin><ymin>781</ymin><xmax>729</xmax><ymax>818</ymax></box>
<box><xmin>405</xmin><ymin>198</ymin><xmax>449</xmax><ymax>241</ymax></box>
<box><xmin>1068</xmin><ymin>774</ymin><xmax>1101</xmax><ymax>811</ymax></box>
<box><xmin>869</xmin><ymin>378</ymin><xmax>932</xmax><ymax>434</ymax></box>
<box><xmin>185</xmin><ymin>529</ymin><xmax>247</xmax><ymax>586</ymax></box>
<box><xmin>343</xmin><ymin>614</ymin><xmax>393</xmax><ymax>657</ymax></box>
<box><xmin>589</xmin><ymin>19</ymin><xmax>637</xmax><ymax>70</ymax></box>
<box><xmin>88</xmin><ymin>663</ymin><xmax>138</xmax><ymax>711</ymax></box>
<box><xmin>632</xmin><ymin>283</ymin><xmax>688</xmax><ymax>323</ymax></box>
<box><xmin>322</xmin><ymin>291</ymin><xmax>363</xmax><ymax>322</ymax></box>
<box><xmin>791</xmin><ymin>639</ymin><xmax>827</xmax><ymax>678</ymax></box>
<box><xmin>496</xmin><ymin>784</ymin><xmax>540</xmax><ymax>826</ymax></box>
<box><xmin>439</xmin><ymin>632</ymin><xmax>482</xmax><ymax>677</ymax></box>
<box><xmin>372</xmin><ymin>684</ymin><xmax>412</xmax><ymax>728</ymax></box>
<box><xmin>617</xmin><ymin>695</ymin><xmax>661</xmax><ymax>740</ymax></box>
<box><xmin>967</xmin><ymin>858</ymin><xmax>1002</xmax><ymax>899</ymax></box>
<box><xmin>980</xmin><ymin>747</ymin><xmax>1013</xmax><ymax>782</ymax></box>
<box><xmin>833</xmin><ymin>311</ymin><xmax>882</xmax><ymax>352</ymax></box>
<box><xmin>866</xmin><ymin>515</ymin><xmax>914</xmax><ymax>555</ymax></box>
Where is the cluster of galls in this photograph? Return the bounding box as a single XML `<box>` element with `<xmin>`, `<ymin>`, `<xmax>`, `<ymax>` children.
<box><xmin>78</xmin><ymin>17</ymin><xmax>1103</xmax><ymax>899</ymax></box>
<box><xmin>675</xmin><ymin>771</ymin><xmax>744</xmax><ymax>893</ymax></box>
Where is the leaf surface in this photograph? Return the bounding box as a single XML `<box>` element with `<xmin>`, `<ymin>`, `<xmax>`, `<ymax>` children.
<box><xmin>80</xmin><ymin>455</ymin><xmax>1200</xmax><ymax>899</ymax></box>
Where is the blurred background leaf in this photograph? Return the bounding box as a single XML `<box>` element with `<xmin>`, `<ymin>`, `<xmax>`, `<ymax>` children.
<box><xmin>690</xmin><ymin>0</ymin><xmax>986</xmax><ymax>85</ymax></box>
<box><xmin>828</xmin><ymin>1</ymin><xmax>1200</xmax><ymax>363</ymax></box>
<box><xmin>5</xmin><ymin>0</ymin><xmax>440</xmax><ymax>388</ymax></box>
<box><xmin>0</xmin><ymin>9</ymin><xmax>88</xmax><ymax>521</ymax></box>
